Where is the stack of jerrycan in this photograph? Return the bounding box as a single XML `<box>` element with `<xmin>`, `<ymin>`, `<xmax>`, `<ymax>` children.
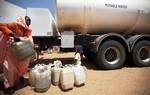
<box><xmin>51</xmin><ymin>60</ymin><xmax>63</xmax><ymax>86</ymax></box>
<box><xmin>72</xmin><ymin>65</ymin><xmax>86</xmax><ymax>86</ymax></box>
<box><xmin>60</xmin><ymin>65</ymin><xmax>74</xmax><ymax>90</ymax></box>
<box><xmin>29</xmin><ymin>60</ymin><xmax>86</xmax><ymax>92</ymax></box>
<box><xmin>29</xmin><ymin>64</ymin><xmax>51</xmax><ymax>92</ymax></box>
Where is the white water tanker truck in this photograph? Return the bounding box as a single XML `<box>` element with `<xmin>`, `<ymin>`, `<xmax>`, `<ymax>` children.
<box><xmin>32</xmin><ymin>0</ymin><xmax>150</xmax><ymax>69</ymax></box>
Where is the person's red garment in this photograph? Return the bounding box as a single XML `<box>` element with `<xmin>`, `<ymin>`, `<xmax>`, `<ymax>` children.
<box><xmin>0</xmin><ymin>16</ymin><xmax>33</xmax><ymax>88</ymax></box>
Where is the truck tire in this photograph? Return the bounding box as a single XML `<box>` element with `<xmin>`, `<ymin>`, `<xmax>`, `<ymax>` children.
<box><xmin>132</xmin><ymin>40</ymin><xmax>150</xmax><ymax>67</ymax></box>
<box><xmin>97</xmin><ymin>40</ymin><xmax>126</xmax><ymax>69</ymax></box>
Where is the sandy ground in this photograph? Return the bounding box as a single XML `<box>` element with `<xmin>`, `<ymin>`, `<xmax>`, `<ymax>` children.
<box><xmin>0</xmin><ymin>52</ymin><xmax>150</xmax><ymax>95</ymax></box>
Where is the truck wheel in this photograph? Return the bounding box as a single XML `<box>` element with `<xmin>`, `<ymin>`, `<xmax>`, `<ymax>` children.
<box><xmin>83</xmin><ymin>46</ymin><xmax>92</xmax><ymax>60</ymax></box>
<box><xmin>132</xmin><ymin>40</ymin><xmax>150</xmax><ymax>67</ymax></box>
<box><xmin>97</xmin><ymin>40</ymin><xmax>126</xmax><ymax>69</ymax></box>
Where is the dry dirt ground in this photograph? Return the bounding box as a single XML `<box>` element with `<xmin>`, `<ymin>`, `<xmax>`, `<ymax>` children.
<box><xmin>0</xmin><ymin>52</ymin><xmax>150</xmax><ymax>95</ymax></box>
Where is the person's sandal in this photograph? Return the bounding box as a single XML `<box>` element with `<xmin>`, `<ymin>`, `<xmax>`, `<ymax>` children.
<box><xmin>4</xmin><ymin>86</ymin><xmax>15</xmax><ymax>94</ymax></box>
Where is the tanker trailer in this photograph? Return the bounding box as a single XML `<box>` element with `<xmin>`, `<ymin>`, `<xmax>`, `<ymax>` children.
<box><xmin>55</xmin><ymin>0</ymin><xmax>150</xmax><ymax>69</ymax></box>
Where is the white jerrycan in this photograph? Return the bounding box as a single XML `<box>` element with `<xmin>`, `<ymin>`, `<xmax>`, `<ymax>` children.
<box><xmin>72</xmin><ymin>65</ymin><xmax>86</xmax><ymax>86</ymax></box>
<box><xmin>60</xmin><ymin>66</ymin><xmax>74</xmax><ymax>90</ymax></box>
<box><xmin>29</xmin><ymin>64</ymin><xmax>43</xmax><ymax>87</ymax></box>
<box><xmin>51</xmin><ymin>66</ymin><xmax>62</xmax><ymax>86</ymax></box>
<box><xmin>34</xmin><ymin>64</ymin><xmax>51</xmax><ymax>92</ymax></box>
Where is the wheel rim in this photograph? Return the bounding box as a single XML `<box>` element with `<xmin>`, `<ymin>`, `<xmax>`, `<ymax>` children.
<box><xmin>104</xmin><ymin>47</ymin><xmax>120</xmax><ymax>64</ymax></box>
<box><xmin>138</xmin><ymin>46</ymin><xmax>150</xmax><ymax>63</ymax></box>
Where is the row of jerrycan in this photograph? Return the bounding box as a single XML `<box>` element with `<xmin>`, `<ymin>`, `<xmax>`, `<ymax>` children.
<box><xmin>29</xmin><ymin>60</ymin><xmax>86</xmax><ymax>92</ymax></box>
<box><xmin>51</xmin><ymin>60</ymin><xmax>86</xmax><ymax>90</ymax></box>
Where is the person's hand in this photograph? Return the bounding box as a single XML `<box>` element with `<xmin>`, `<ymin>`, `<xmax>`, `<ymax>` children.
<box><xmin>7</xmin><ymin>37</ymin><xmax>14</xmax><ymax>47</ymax></box>
<box><xmin>7</xmin><ymin>37</ymin><xmax>21</xmax><ymax>47</ymax></box>
<box><xmin>8</xmin><ymin>32</ymin><xmax>20</xmax><ymax>42</ymax></box>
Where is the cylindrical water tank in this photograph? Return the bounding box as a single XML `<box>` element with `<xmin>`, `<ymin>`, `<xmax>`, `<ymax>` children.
<box><xmin>56</xmin><ymin>0</ymin><xmax>150</xmax><ymax>35</ymax></box>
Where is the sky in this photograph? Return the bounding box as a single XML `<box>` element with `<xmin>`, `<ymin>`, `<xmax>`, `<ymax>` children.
<box><xmin>6</xmin><ymin>0</ymin><xmax>55</xmax><ymax>14</ymax></box>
